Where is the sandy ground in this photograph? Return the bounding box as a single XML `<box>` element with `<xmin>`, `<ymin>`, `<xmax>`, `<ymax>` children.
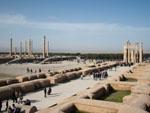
<box><xmin>0</xmin><ymin>61</ymin><xmax>88</xmax><ymax>77</ymax></box>
<box><xmin>1</xmin><ymin>66</ymin><xmax>130</xmax><ymax>111</ymax></box>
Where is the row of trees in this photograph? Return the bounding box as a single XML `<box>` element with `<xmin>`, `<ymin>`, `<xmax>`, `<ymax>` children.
<box><xmin>49</xmin><ymin>52</ymin><xmax>123</xmax><ymax>60</ymax></box>
<box><xmin>0</xmin><ymin>52</ymin><xmax>150</xmax><ymax>60</ymax></box>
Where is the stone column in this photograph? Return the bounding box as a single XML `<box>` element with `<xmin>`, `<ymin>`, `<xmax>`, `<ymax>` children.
<box><xmin>127</xmin><ymin>41</ymin><xmax>131</xmax><ymax>63</ymax></box>
<box><xmin>43</xmin><ymin>36</ymin><xmax>46</xmax><ymax>58</ymax></box>
<box><xmin>20</xmin><ymin>41</ymin><xmax>22</xmax><ymax>56</ymax></box>
<box><xmin>28</xmin><ymin>39</ymin><xmax>32</xmax><ymax>56</ymax></box>
<box><xmin>31</xmin><ymin>40</ymin><xmax>33</xmax><ymax>54</ymax></box>
<box><xmin>46</xmin><ymin>41</ymin><xmax>49</xmax><ymax>57</ymax></box>
<box><xmin>24</xmin><ymin>41</ymin><xmax>27</xmax><ymax>55</ymax></box>
<box><xmin>133</xmin><ymin>44</ymin><xmax>136</xmax><ymax>63</ymax></box>
<box><xmin>123</xmin><ymin>43</ymin><xmax>127</xmax><ymax>63</ymax></box>
<box><xmin>10</xmin><ymin>38</ymin><xmax>13</xmax><ymax>56</ymax></box>
<box><xmin>135</xmin><ymin>43</ymin><xmax>139</xmax><ymax>63</ymax></box>
<box><xmin>14</xmin><ymin>47</ymin><xmax>17</xmax><ymax>56</ymax></box>
<box><xmin>139</xmin><ymin>42</ymin><xmax>143</xmax><ymax>63</ymax></box>
<box><xmin>131</xmin><ymin>45</ymin><xmax>134</xmax><ymax>63</ymax></box>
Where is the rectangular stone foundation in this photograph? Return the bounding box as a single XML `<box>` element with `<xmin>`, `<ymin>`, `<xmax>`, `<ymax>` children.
<box><xmin>99</xmin><ymin>90</ymin><xmax>131</xmax><ymax>103</ymax></box>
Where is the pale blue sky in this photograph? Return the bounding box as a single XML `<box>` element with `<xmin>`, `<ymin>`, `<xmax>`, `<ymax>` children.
<box><xmin>0</xmin><ymin>0</ymin><xmax>150</xmax><ymax>53</ymax></box>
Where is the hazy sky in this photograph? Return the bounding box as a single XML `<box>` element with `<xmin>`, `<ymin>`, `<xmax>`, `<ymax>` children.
<box><xmin>0</xmin><ymin>0</ymin><xmax>150</xmax><ymax>53</ymax></box>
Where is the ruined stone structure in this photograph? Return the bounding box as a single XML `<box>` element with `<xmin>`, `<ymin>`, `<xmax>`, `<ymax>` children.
<box><xmin>20</xmin><ymin>41</ymin><xmax>22</xmax><ymax>56</ymax></box>
<box><xmin>46</xmin><ymin>41</ymin><xmax>49</xmax><ymax>57</ymax></box>
<box><xmin>28</xmin><ymin>39</ymin><xmax>33</xmax><ymax>56</ymax></box>
<box><xmin>43</xmin><ymin>36</ymin><xmax>46</xmax><ymax>58</ymax></box>
<box><xmin>10</xmin><ymin>38</ymin><xmax>13</xmax><ymax>56</ymax></box>
<box><xmin>123</xmin><ymin>41</ymin><xmax>143</xmax><ymax>63</ymax></box>
<box><xmin>24</xmin><ymin>41</ymin><xmax>28</xmax><ymax>55</ymax></box>
<box><xmin>43</xmin><ymin>36</ymin><xmax>49</xmax><ymax>58</ymax></box>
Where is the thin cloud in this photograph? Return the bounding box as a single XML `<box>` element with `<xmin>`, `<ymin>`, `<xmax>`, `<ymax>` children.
<box><xmin>0</xmin><ymin>14</ymin><xmax>150</xmax><ymax>33</ymax></box>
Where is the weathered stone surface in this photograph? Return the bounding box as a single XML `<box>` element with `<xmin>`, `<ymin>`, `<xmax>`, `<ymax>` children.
<box><xmin>123</xmin><ymin>94</ymin><xmax>150</xmax><ymax>111</ymax></box>
<box><xmin>0</xmin><ymin>86</ymin><xmax>12</xmax><ymax>100</ymax></box>
<box><xmin>16</xmin><ymin>76</ymin><xmax>29</xmax><ymax>82</ymax></box>
<box><xmin>0</xmin><ymin>79</ymin><xmax>7</xmax><ymax>87</ymax></box>
<box><xmin>131</xmin><ymin>84</ymin><xmax>150</xmax><ymax>95</ymax></box>
<box><xmin>7</xmin><ymin>78</ymin><xmax>19</xmax><ymax>85</ymax></box>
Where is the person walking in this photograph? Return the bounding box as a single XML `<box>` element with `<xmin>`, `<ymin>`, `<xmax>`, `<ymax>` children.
<box><xmin>44</xmin><ymin>88</ymin><xmax>47</xmax><ymax>98</ymax></box>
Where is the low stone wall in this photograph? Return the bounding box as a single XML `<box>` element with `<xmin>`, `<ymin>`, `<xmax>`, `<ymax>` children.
<box><xmin>49</xmin><ymin>71</ymin><xmax>82</xmax><ymax>84</ymax></box>
<box><xmin>7</xmin><ymin>78</ymin><xmax>19</xmax><ymax>85</ymax></box>
<box><xmin>0</xmin><ymin>79</ymin><xmax>7</xmax><ymax>87</ymax></box>
<box><xmin>37</xmin><ymin>73</ymin><xmax>47</xmax><ymax>79</ymax></box>
<box><xmin>0</xmin><ymin>79</ymin><xmax>51</xmax><ymax>100</ymax></box>
<box><xmin>16</xmin><ymin>76</ymin><xmax>29</xmax><ymax>82</ymax></box>
<box><xmin>109</xmin><ymin>81</ymin><xmax>136</xmax><ymax>91</ymax></box>
<box><xmin>74</xmin><ymin>99</ymin><xmax>119</xmax><ymax>113</ymax></box>
<box><xmin>0</xmin><ymin>86</ymin><xmax>12</xmax><ymax>100</ymax></box>
<box><xmin>20</xmin><ymin>82</ymin><xmax>35</xmax><ymax>93</ymax></box>
<box><xmin>28</xmin><ymin>75</ymin><xmax>38</xmax><ymax>80</ymax></box>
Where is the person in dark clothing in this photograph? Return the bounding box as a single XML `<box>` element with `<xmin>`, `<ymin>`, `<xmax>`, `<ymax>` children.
<box><xmin>0</xmin><ymin>101</ymin><xmax>2</xmax><ymax>112</ymax></box>
<box><xmin>24</xmin><ymin>99</ymin><xmax>31</xmax><ymax>106</ymax></box>
<box><xmin>19</xmin><ymin>92</ymin><xmax>23</xmax><ymax>104</ymax></box>
<box><xmin>39</xmin><ymin>68</ymin><xmax>41</xmax><ymax>73</ymax></box>
<box><xmin>26</xmin><ymin>67</ymin><xmax>29</xmax><ymax>73</ymax></box>
<box><xmin>12</xmin><ymin>104</ymin><xmax>16</xmax><ymax>113</ymax></box>
<box><xmin>12</xmin><ymin>91</ymin><xmax>16</xmax><ymax>103</ymax></box>
<box><xmin>48</xmin><ymin>69</ymin><xmax>50</xmax><ymax>73</ymax></box>
<box><xmin>14</xmin><ymin>91</ymin><xmax>18</xmax><ymax>103</ymax></box>
<box><xmin>5</xmin><ymin>100</ymin><xmax>9</xmax><ymax>111</ymax></box>
<box><xmin>8</xmin><ymin>106</ymin><xmax>13</xmax><ymax>113</ymax></box>
<box><xmin>44</xmin><ymin>88</ymin><xmax>47</xmax><ymax>97</ymax></box>
<box><xmin>48</xmin><ymin>87</ymin><xmax>52</xmax><ymax>95</ymax></box>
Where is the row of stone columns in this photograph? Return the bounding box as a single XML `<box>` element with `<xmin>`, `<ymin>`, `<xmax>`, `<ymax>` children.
<box><xmin>123</xmin><ymin>41</ymin><xmax>143</xmax><ymax>63</ymax></box>
<box><xmin>9</xmin><ymin>36</ymin><xmax>49</xmax><ymax>58</ymax></box>
<box><xmin>9</xmin><ymin>38</ymin><xmax>33</xmax><ymax>57</ymax></box>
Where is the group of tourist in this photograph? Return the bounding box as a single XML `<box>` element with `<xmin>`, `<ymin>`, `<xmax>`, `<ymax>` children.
<box><xmin>0</xmin><ymin>102</ymin><xmax>21</xmax><ymax>113</ymax></box>
<box><xmin>44</xmin><ymin>87</ymin><xmax>52</xmax><ymax>98</ymax></box>
<box><xmin>0</xmin><ymin>90</ymin><xmax>32</xmax><ymax>113</ymax></box>
<box><xmin>26</xmin><ymin>67</ymin><xmax>42</xmax><ymax>74</ymax></box>
<box><xmin>26</xmin><ymin>67</ymin><xmax>51</xmax><ymax>74</ymax></box>
<box><xmin>92</xmin><ymin>70</ymin><xmax>108</xmax><ymax>80</ymax></box>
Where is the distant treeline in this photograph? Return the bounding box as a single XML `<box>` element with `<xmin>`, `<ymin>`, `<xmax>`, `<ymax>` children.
<box><xmin>48</xmin><ymin>52</ymin><xmax>150</xmax><ymax>60</ymax></box>
<box><xmin>0</xmin><ymin>52</ymin><xmax>150</xmax><ymax>60</ymax></box>
<box><xmin>50</xmin><ymin>53</ymin><xmax>123</xmax><ymax>60</ymax></box>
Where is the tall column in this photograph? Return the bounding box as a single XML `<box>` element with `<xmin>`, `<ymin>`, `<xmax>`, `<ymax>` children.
<box><xmin>135</xmin><ymin>43</ymin><xmax>139</xmax><ymax>63</ymax></box>
<box><xmin>131</xmin><ymin>45</ymin><xmax>134</xmax><ymax>63</ymax></box>
<box><xmin>127</xmin><ymin>41</ymin><xmax>131</xmax><ymax>63</ymax></box>
<box><xmin>10</xmin><ymin>38</ymin><xmax>13</xmax><ymax>56</ymax></box>
<box><xmin>24</xmin><ymin>41</ymin><xmax>27</xmax><ymax>55</ymax></box>
<box><xmin>133</xmin><ymin>44</ymin><xmax>136</xmax><ymax>63</ymax></box>
<box><xmin>46</xmin><ymin>41</ymin><xmax>49</xmax><ymax>57</ymax></box>
<box><xmin>30</xmin><ymin>40</ymin><xmax>33</xmax><ymax>55</ymax></box>
<box><xmin>28</xmin><ymin>39</ymin><xmax>32</xmax><ymax>56</ymax></box>
<box><xmin>43</xmin><ymin>36</ymin><xmax>46</xmax><ymax>58</ymax></box>
<box><xmin>20</xmin><ymin>41</ymin><xmax>22</xmax><ymax>56</ymax></box>
<box><xmin>14</xmin><ymin>47</ymin><xmax>17</xmax><ymax>56</ymax></box>
<box><xmin>28</xmin><ymin>39</ymin><xmax>30</xmax><ymax>56</ymax></box>
<box><xmin>123</xmin><ymin>43</ymin><xmax>127</xmax><ymax>63</ymax></box>
<box><xmin>139</xmin><ymin>42</ymin><xmax>143</xmax><ymax>63</ymax></box>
